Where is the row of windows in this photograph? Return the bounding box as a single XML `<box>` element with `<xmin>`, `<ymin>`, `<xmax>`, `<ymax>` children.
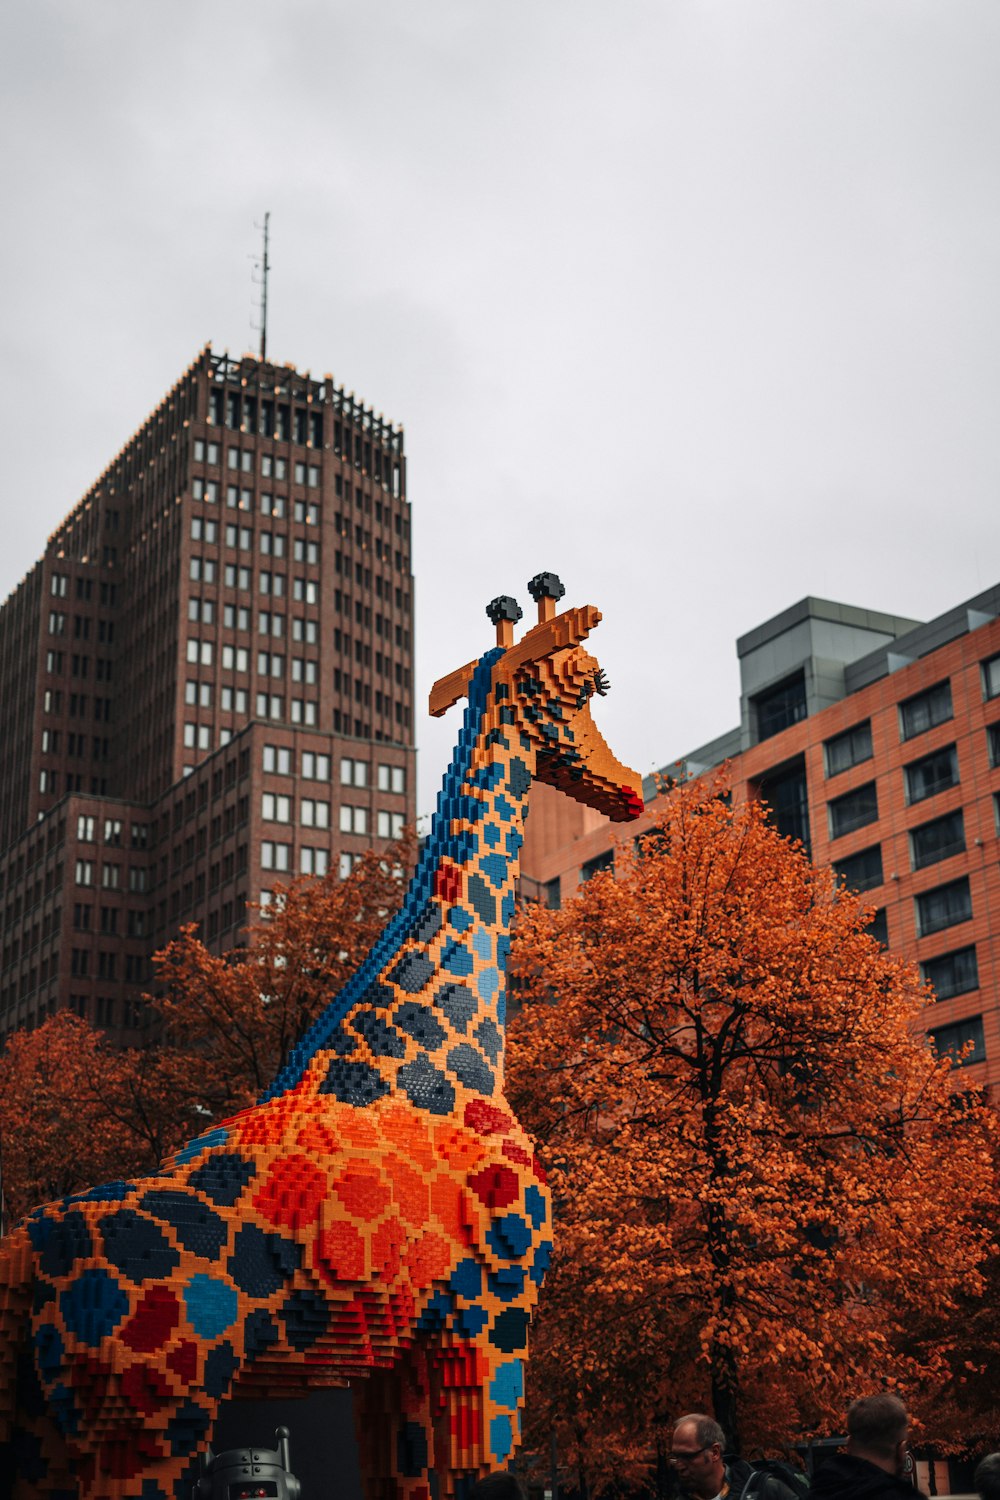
<box><xmin>187</xmin><ymin>637</ymin><xmax>325</xmax><ymax>669</ymax></box>
<box><xmin>48</xmin><ymin>613</ymin><xmax>114</xmax><ymax>642</ymax></box>
<box><xmin>188</xmin><ymin>520</ymin><xmax>321</xmax><ymax>561</ymax></box>
<box><xmin>930</xmin><ymin>1014</ymin><xmax>986</xmax><ymax>1067</ymax></box>
<box><xmin>825</xmin><ymin>655</ymin><xmax>1000</xmax><ymax>777</ymax></box>
<box><xmin>185</xmin><ymin>603</ymin><xmax>320</xmax><ymax>643</ymax></box>
<box><xmin>827</xmin><ymin>740</ymin><xmax>970</xmax><ymax>840</ymax></box>
<box><xmin>833</xmin><ymin>808</ymin><xmax>967</xmax><ymax>891</ymax></box>
<box><xmin>261</xmin><ymin>747</ymin><xmax>405</xmax><ymax>793</ymax></box>
<box><xmin>260</xmin><ymin>793</ymin><xmax>403</xmax><ymax>838</ymax></box>
<box><xmin>184</xmin><ymin>696</ymin><xmax>320</xmax><ymax>741</ymax></box>
<box><xmin>48</xmin><ymin>575</ymin><xmax>116</xmax><ymax>605</ymax></box>
<box><xmin>75</xmin><ymin>816</ymin><xmax>148</xmax><ymax>848</ymax></box>
<box><xmin>191</xmin><ymin>468</ymin><xmax>320</xmax><ymax>504</ymax></box>
<box><xmin>184</xmin><ymin>652</ymin><xmax>317</xmax><ymax>682</ymax></box>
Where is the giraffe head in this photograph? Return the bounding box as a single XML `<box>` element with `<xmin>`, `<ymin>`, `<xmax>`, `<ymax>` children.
<box><xmin>430</xmin><ymin>573</ymin><xmax>644</xmax><ymax>823</ymax></box>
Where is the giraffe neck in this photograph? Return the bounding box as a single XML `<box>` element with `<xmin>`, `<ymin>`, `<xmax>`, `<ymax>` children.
<box><xmin>261</xmin><ymin>648</ymin><xmax>533</xmax><ymax>1112</ymax></box>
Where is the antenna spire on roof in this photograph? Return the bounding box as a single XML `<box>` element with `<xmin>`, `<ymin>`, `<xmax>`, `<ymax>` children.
<box><xmin>252</xmin><ymin>211</ymin><xmax>271</xmax><ymax>362</ymax></box>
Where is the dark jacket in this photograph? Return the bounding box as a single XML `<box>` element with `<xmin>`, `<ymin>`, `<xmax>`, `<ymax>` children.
<box><xmin>726</xmin><ymin>1458</ymin><xmax>802</xmax><ymax>1500</ymax></box>
<box><xmin>809</xmin><ymin>1453</ymin><xmax>925</xmax><ymax>1500</ymax></box>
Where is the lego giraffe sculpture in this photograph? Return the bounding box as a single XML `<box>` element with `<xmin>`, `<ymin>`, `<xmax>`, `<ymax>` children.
<box><xmin>0</xmin><ymin>573</ymin><xmax>643</xmax><ymax>1500</ymax></box>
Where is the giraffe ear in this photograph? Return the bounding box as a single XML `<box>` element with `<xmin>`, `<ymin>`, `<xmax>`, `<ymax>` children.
<box><xmin>428</xmin><ymin>658</ymin><xmax>479</xmax><ymax>717</ymax></box>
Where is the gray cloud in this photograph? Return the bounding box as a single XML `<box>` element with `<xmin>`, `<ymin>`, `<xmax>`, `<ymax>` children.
<box><xmin>2</xmin><ymin>0</ymin><xmax>998</xmax><ymax>816</ymax></box>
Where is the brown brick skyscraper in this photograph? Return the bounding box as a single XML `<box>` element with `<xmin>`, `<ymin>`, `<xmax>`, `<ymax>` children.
<box><xmin>0</xmin><ymin>346</ymin><xmax>415</xmax><ymax>1040</ymax></box>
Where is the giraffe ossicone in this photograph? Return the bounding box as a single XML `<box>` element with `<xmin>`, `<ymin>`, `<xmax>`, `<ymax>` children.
<box><xmin>0</xmin><ymin>580</ymin><xmax>643</xmax><ymax>1500</ymax></box>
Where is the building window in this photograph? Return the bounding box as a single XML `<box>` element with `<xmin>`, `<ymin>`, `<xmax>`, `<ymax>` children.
<box><xmin>921</xmin><ymin>946</ymin><xmax>979</xmax><ymax>1001</ymax></box>
<box><xmin>291</xmin><ymin>658</ymin><xmax>318</xmax><ymax>685</ymax></box>
<box><xmin>77</xmin><ymin>814</ymin><xmax>96</xmax><ymax>842</ymax></box>
<box><xmin>982</xmin><ymin>652</ymin><xmax>1000</xmax><ymax>701</ymax></box>
<box><xmin>186</xmin><ymin>638</ymin><xmax>213</xmax><ymax>666</ymax></box>
<box><xmin>222</xmin><ymin>645</ymin><xmax>249</xmax><ymax>672</ymax></box>
<box><xmin>340</xmin><ymin>805</ymin><xmax>368</xmax><ymax>835</ymax></box>
<box><xmin>300</xmin><ymin>847</ymin><xmax>329</xmax><ymax>876</ymax></box>
<box><xmin>261</xmin><ymin>841</ymin><xmax>292</xmax><ymax>872</ymax></box>
<box><xmin>377</xmin><ymin>763</ymin><xmax>406</xmax><ymax>794</ymax></box>
<box><xmin>258</xmin><ymin>651</ymin><xmax>285</xmax><ymax>678</ymax></box>
<box><xmin>987</xmin><ymin>723</ymin><xmax>1000</xmax><ymax>769</ymax></box>
<box><xmin>263</xmin><ymin>745</ymin><xmax>292</xmax><ymax>774</ymax></box>
<box><xmin>581</xmin><ymin>849</ymin><xmax>614</xmax><ymax>881</ymax></box>
<box><xmin>302</xmin><ymin>751</ymin><xmax>331</xmax><ymax>781</ymax></box>
<box><xmin>262</xmin><ymin>793</ymin><xmax>292</xmax><ymax>823</ymax></box>
<box><xmin>752</xmin><ymin>672</ymin><xmax>807</xmax><ymax>744</ymax></box>
<box><xmin>301</xmin><ymin>799</ymin><xmax>330</xmax><ymax>829</ymax></box>
<box><xmin>899</xmin><ymin>680</ymin><xmax>952</xmax><ymax>741</ymax></box>
<box><xmin>827</xmin><ymin>781</ymin><xmax>878</xmax><ymax>840</ymax></box>
<box><xmin>930</xmin><ymin>1014</ymin><xmax>986</xmax><ymax>1066</ymax></box>
<box><xmin>339</xmin><ymin>852</ymin><xmax>357</xmax><ymax>879</ymax></box>
<box><xmin>377</xmin><ymin>810</ymin><xmax>405</xmax><ymax>838</ymax></box>
<box><xmin>824</xmin><ymin>721</ymin><xmax>872</xmax><ymax>778</ymax></box>
<box><xmin>833</xmin><ymin>844</ymin><xmax>883</xmax><ymax>893</ymax></box>
<box><xmin>909</xmin><ymin>809</ymin><xmax>965</xmax><ymax>871</ymax></box>
<box><xmin>866</xmin><ymin>908</ymin><xmax>889</xmax><ymax>947</ymax></box>
<box><xmin>75</xmin><ymin>859</ymin><xmax>94</xmax><ymax>886</ymax></box>
<box><xmin>756</xmin><ymin>760</ymin><xmax>810</xmax><ymax>852</ymax></box>
<box><xmin>904</xmin><ymin>744</ymin><xmax>958</xmax><ymax>804</ymax></box>
<box><xmin>341</xmin><ymin>757</ymin><xmax>368</xmax><ymax>788</ymax></box>
<box><xmin>915</xmin><ymin>876</ymin><xmax>972</xmax><ymax>938</ymax></box>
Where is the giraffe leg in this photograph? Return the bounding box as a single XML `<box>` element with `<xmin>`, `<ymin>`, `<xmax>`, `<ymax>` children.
<box><xmin>356</xmin><ymin>1348</ymin><xmax>448</xmax><ymax>1500</ymax></box>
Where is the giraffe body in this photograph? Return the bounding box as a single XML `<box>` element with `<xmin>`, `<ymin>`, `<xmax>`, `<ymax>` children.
<box><xmin>0</xmin><ymin>591</ymin><xmax>642</xmax><ymax>1500</ymax></box>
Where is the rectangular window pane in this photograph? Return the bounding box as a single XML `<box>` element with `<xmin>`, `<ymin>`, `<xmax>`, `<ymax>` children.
<box><xmin>904</xmin><ymin>745</ymin><xmax>958</xmax><ymax>804</ymax></box>
<box><xmin>828</xmin><ymin>781</ymin><xmax>878</xmax><ymax>839</ymax></box>
<box><xmin>982</xmin><ymin>653</ymin><xmax>1000</xmax><ymax>701</ymax></box>
<box><xmin>824</xmin><ymin>721</ymin><xmax>873</xmax><ymax>778</ymax></box>
<box><xmin>866</xmin><ymin>908</ymin><xmax>889</xmax><ymax>947</ymax></box>
<box><xmin>930</xmin><ymin>1015</ymin><xmax>985</xmax><ymax>1066</ymax></box>
<box><xmin>899</xmin><ymin>680</ymin><xmax>952</xmax><ymax>741</ymax></box>
<box><xmin>752</xmin><ymin>672</ymin><xmax>807</xmax><ymax>743</ymax></box>
<box><xmin>921</xmin><ymin>946</ymin><xmax>979</xmax><ymax>1001</ymax></box>
<box><xmin>915</xmin><ymin>877</ymin><xmax>972</xmax><ymax>937</ymax></box>
<box><xmin>909</xmin><ymin>810</ymin><xmax>965</xmax><ymax>871</ymax></box>
<box><xmin>833</xmin><ymin>844</ymin><xmax>883</xmax><ymax>893</ymax></box>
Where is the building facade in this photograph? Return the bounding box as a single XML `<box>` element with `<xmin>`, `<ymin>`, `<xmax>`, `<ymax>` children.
<box><xmin>520</xmin><ymin>588</ymin><xmax>1000</xmax><ymax>1092</ymax></box>
<box><xmin>0</xmin><ymin>347</ymin><xmax>415</xmax><ymax>1041</ymax></box>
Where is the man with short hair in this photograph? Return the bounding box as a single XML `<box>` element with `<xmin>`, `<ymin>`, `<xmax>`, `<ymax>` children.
<box><xmin>975</xmin><ymin>1452</ymin><xmax>1000</xmax><ymax>1500</ymax></box>
<box><xmin>670</xmin><ymin>1414</ymin><xmax>800</xmax><ymax>1500</ymax></box>
<box><xmin>810</xmin><ymin>1393</ymin><xmax>926</xmax><ymax>1500</ymax></box>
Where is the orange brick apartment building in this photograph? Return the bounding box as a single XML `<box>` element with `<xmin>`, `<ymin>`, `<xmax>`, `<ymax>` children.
<box><xmin>521</xmin><ymin>590</ymin><xmax>1000</xmax><ymax>1092</ymax></box>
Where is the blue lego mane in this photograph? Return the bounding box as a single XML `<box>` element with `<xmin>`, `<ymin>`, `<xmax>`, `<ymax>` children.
<box><xmin>260</xmin><ymin>647</ymin><xmax>505</xmax><ymax>1102</ymax></box>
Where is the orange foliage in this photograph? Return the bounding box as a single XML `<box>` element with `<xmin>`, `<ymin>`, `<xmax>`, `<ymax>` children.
<box><xmin>0</xmin><ymin>1015</ymin><xmax>165</xmax><ymax>1225</ymax></box>
<box><xmin>507</xmin><ymin>777</ymin><xmax>995</xmax><ymax>1488</ymax></box>
<box><xmin>0</xmin><ymin>839</ymin><xmax>413</xmax><ymax>1224</ymax></box>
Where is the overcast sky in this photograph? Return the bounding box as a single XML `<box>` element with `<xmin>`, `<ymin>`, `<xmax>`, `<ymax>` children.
<box><xmin>2</xmin><ymin>2</ymin><xmax>998</xmax><ymax>821</ymax></box>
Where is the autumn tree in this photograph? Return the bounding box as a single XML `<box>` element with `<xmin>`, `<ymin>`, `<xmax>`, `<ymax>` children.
<box><xmin>0</xmin><ymin>838</ymin><xmax>413</xmax><ymax>1222</ymax></box>
<box><xmin>0</xmin><ymin>1014</ymin><xmax>173</xmax><ymax>1225</ymax></box>
<box><xmin>507</xmin><ymin>778</ymin><xmax>995</xmax><ymax>1489</ymax></box>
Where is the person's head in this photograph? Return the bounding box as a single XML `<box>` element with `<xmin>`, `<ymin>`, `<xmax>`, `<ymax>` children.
<box><xmin>846</xmin><ymin>1394</ymin><xmax>911</xmax><ymax>1477</ymax></box>
<box><xmin>469</xmin><ymin>1474</ymin><xmax>526</xmax><ymax>1500</ymax></box>
<box><xmin>974</xmin><ymin>1452</ymin><xmax>1000</xmax><ymax>1500</ymax></box>
<box><xmin>671</xmin><ymin>1415</ymin><xmax>726</xmax><ymax>1499</ymax></box>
